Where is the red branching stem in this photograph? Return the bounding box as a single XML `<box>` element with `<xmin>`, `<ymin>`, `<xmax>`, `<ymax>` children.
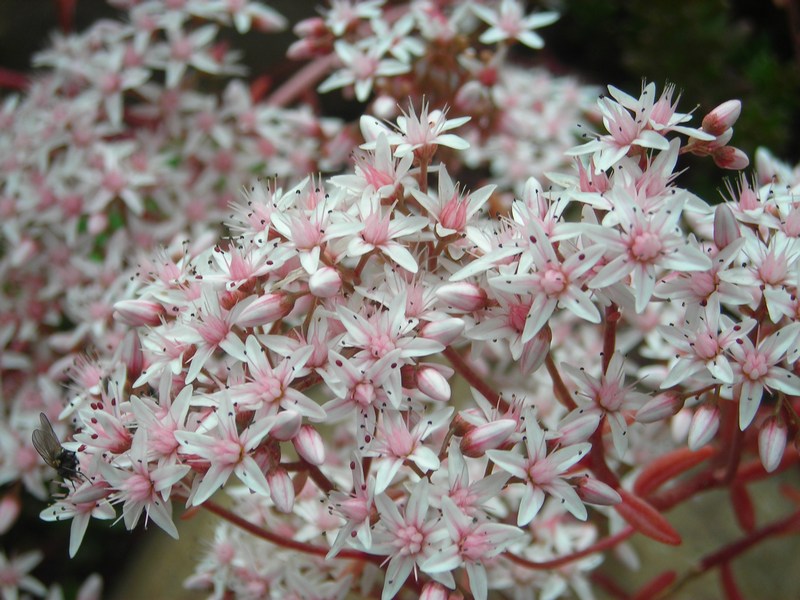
<box><xmin>266</xmin><ymin>54</ymin><xmax>338</xmax><ymax>108</ymax></box>
<box><xmin>602</xmin><ymin>304</ymin><xmax>620</xmax><ymax>373</ymax></box>
<box><xmin>544</xmin><ymin>353</ymin><xmax>578</xmax><ymax>411</ymax></box>
<box><xmin>505</xmin><ymin>526</ymin><xmax>634</xmax><ymax>569</ymax></box>
<box><xmin>443</xmin><ymin>345</ymin><xmax>510</xmax><ymax>412</ymax></box>
<box><xmin>720</xmin><ymin>562</ymin><xmax>745</xmax><ymax>600</ymax></box>
<box><xmin>718</xmin><ymin>398</ymin><xmax>744</xmax><ymax>483</ymax></box>
<box><xmin>304</xmin><ymin>461</ymin><xmax>334</xmax><ymax>494</ymax></box>
<box><xmin>697</xmin><ymin>508</ymin><xmax>800</xmax><ymax>572</ymax></box>
<box><xmin>201</xmin><ymin>499</ymin><xmax>381</xmax><ymax>563</ymax></box>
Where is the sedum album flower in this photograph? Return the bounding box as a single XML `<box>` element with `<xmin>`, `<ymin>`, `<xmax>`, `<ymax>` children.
<box><xmin>487</xmin><ymin>411</ymin><xmax>591</xmax><ymax>524</ymax></box>
<box><xmin>176</xmin><ymin>396</ymin><xmax>275</xmax><ymax>505</ymax></box>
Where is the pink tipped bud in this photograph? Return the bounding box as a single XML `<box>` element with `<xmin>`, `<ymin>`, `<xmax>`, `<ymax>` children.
<box><xmin>267</xmin><ymin>468</ymin><xmax>295</xmax><ymax>513</ymax></box>
<box><xmin>293</xmin><ymin>425</ymin><xmax>325</xmax><ymax>465</ymax></box>
<box><xmin>758</xmin><ymin>416</ymin><xmax>787</xmax><ymax>473</ymax></box>
<box><xmin>688</xmin><ymin>405</ymin><xmax>720</xmax><ymax>450</ymax></box>
<box><xmin>420</xmin><ymin>582</ymin><xmax>450</xmax><ymax>600</ymax></box>
<box><xmin>576</xmin><ymin>475</ymin><xmax>622</xmax><ymax>506</ymax></box>
<box><xmin>113</xmin><ymin>299</ymin><xmax>164</xmax><ymax>326</ymax></box>
<box><xmin>236</xmin><ymin>292</ymin><xmax>293</xmax><ymax>328</ymax></box>
<box><xmin>0</xmin><ymin>494</ymin><xmax>21</xmax><ymax>535</ymax></box>
<box><xmin>702</xmin><ymin>99</ymin><xmax>742</xmax><ymax>136</ymax></box>
<box><xmin>713</xmin><ymin>146</ymin><xmax>749</xmax><ymax>170</ymax></box>
<box><xmin>308</xmin><ymin>266</ymin><xmax>342</xmax><ymax>298</ymax></box>
<box><xmin>419</xmin><ymin>318</ymin><xmax>465</xmax><ymax>345</ymax></box>
<box><xmin>636</xmin><ymin>392</ymin><xmax>683</xmax><ymax>424</ymax></box>
<box><xmin>436</xmin><ymin>282</ymin><xmax>488</xmax><ymax>312</ymax></box>
<box><xmin>713</xmin><ymin>204</ymin><xmax>740</xmax><ymax>249</ymax></box>
<box><xmin>87</xmin><ymin>213</ymin><xmax>108</xmax><ymax>235</ymax></box>
<box><xmin>416</xmin><ymin>367</ymin><xmax>451</xmax><ymax>402</ymax></box>
<box><xmin>461</xmin><ymin>419</ymin><xmax>517</xmax><ymax>458</ymax></box>
<box><xmin>269</xmin><ymin>410</ymin><xmax>302</xmax><ymax>441</ymax></box>
<box><xmin>117</xmin><ymin>330</ymin><xmax>145</xmax><ymax>380</ymax></box>
<box><xmin>557</xmin><ymin>411</ymin><xmax>601</xmax><ymax>445</ymax></box>
<box><xmin>293</xmin><ymin>16</ymin><xmax>326</xmax><ymax>38</ymax></box>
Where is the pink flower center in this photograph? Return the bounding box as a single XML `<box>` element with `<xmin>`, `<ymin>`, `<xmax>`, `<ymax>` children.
<box><xmin>440</xmin><ymin>195</ymin><xmax>468</xmax><ymax>231</ymax></box>
<box><xmin>396</xmin><ymin>525</ymin><xmax>425</xmax><ymax>556</ymax></box>
<box><xmin>742</xmin><ymin>353</ymin><xmax>768</xmax><ymax>381</ymax></box>
<box><xmin>630</xmin><ymin>231</ymin><xmax>662</xmax><ymax>262</ymax></box>
<box><xmin>541</xmin><ymin>266</ymin><xmax>567</xmax><ymax>296</ymax></box>
<box><xmin>694</xmin><ymin>332</ymin><xmax>721</xmax><ymax>360</ymax></box>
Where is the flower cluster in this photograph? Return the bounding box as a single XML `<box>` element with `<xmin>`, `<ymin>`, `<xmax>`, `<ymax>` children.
<box><xmin>2</xmin><ymin>1</ymin><xmax>799</xmax><ymax>599</ymax></box>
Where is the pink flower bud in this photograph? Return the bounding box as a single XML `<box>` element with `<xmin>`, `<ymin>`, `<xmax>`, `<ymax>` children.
<box><xmin>292</xmin><ymin>425</ymin><xmax>325</xmax><ymax>465</ymax></box>
<box><xmin>267</xmin><ymin>468</ymin><xmax>295</xmax><ymax>513</ymax></box>
<box><xmin>113</xmin><ymin>299</ymin><xmax>164</xmax><ymax>326</ymax></box>
<box><xmin>702</xmin><ymin>99</ymin><xmax>741</xmax><ymax>136</ymax></box>
<box><xmin>713</xmin><ymin>146</ymin><xmax>749</xmax><ymax>170</ymax></box>
<box><xmin>436</xmin><ymin>282</ymin><xmax>488</xmax><ymax>312</ymax></box>
<box><xmin>758</xmin><ymin>416</ymin><xmax>788</xmax><ymax>473</ymax></box>
<box><xmin>576</xmin><ymin>475</ymin><xmax>622</xmax><ymax>506</ymax></box>
<box><xmin>557</xmin><ymin>411</ymin><xmax>601</xmax><ymax>445</ymax></box>
<box><xmin>420</xmin><ymin>582</ymin><xmax>450</xmax><ymax>600</ymax></box>
<box><xmin>419</xmin><ymin>318</ymin><xmax>465</xmax><ymax>345</ymax></box>
<box><xmin>117</xmin><ymin>330</ymin><xmax>145</xmax><ymax>380</ymax></box>
<box><xmin>713</xmin><ymin>204</ymin><xmax>740</xmax><ymax>250</ymax></box>
<box><xmin>293</xmin><ymin>16</ymin><xmax>325</xmax><ymax>38</ymax></box>
<box><xmin>416</xmin><ymin>367</ymin><xmax>451</xmax><ymax>402</ymax></box>
<box><xmin>460</xmin><ymin>419</ymin><xmax>517</xmax><ymax>458</ymax></box>
<box><xmin>87</xmin><ymin>213</ymin><xmax>108</xmax><ymax>235</ymax></box>
<box><xmin>688</xmin><ymin>405</ymin><xmax>720</xmax><ymax>450</ymax></box>
<box><xmin>308</xmin><ymin>266</ymin><xmax>342</xmax><ymax>298</ymax></box>
<box><xmin>236</xmin><ymin>292</ymin><xmax>293</xmax><ymax>328</ymax></box>
<box><xmin>270</xmin><ymin>410</ymin><xmax>302</xmax><ymax>441</ymax></box>
<box><xmin>636</xmin><ymin>392</ymin><xmax>683</xmax><ymax>424</ymax></box>
<box><xmin>0</xmin><ymin>494</ymin><xmax>20</xmax><ymax>534</ymax></box>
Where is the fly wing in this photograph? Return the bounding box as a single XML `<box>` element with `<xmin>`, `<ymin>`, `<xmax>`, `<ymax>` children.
<box><xmin>31</xmin><ymin>413</ymin><xmax>63</xmax><ymax>467</ymax></box>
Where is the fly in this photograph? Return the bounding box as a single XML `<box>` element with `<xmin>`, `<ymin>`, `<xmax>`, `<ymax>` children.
<box><xmin>31</xmin><ymin>413</ymin><xmax>82</xmax><ymax>481</ymax></box>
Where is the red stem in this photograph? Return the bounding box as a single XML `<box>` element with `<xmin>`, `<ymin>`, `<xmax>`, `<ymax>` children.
<box><xmin>544</xmin><ymin>353</ymin><xmax>578</xmax><ymax>411</ymax></box>
<box><xmin>442</xmin><ymin>346</ymin><xmax>510</xmax><ymax>412</ymax></box>
<box><xmin>505</xmin><ymin>526</ymin><xmax>634</xmax><ymax>569</ymax></box>
<box><xmin>201</xmin><ymin>499</ymin><xmax>380</xmax><ymax>563</ymax></box>
<box><xmin>698</xmin><ymin>508</ymin><xmax>800</xmax><ymax>571</ymax></box>
<box><xmin>266</xmin><ymin>55</ymin><xmax>338</xmax><ymax>108</ymax></box>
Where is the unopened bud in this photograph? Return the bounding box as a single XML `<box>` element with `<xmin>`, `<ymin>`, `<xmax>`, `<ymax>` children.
<box><xmin>758</xmin><ymin>416</ymin><xmax>787</xmax><ymax>473</ymax></box>
<box><xmin>460</xmin><ymin>419</ymin><xmax>517</xmax><ymax>458</ymax></box>
<box><xmin>269</xmin><ymin>410</ymin><xmax>302</xmax><ymax>441</ymax></box>
<box><xmin>436</xmin><ymin>282</ymin><xmax>488</xmax><ymax>312</ymax></box>
<box><xmin>557</xmin><ymin>411</ymin><xmax>601</xmax><ymax>445</ymax></box>
<box><xmin>308</xmin><ymin>267</ymin><xmax>341</xmax><ymax>298</ymax></box>
<box><xmin>420</xmin><ymin>582</ymin><xmax>450</xmax><ymax>600</ymax></box>
<box><xmin>293</xmin><ymin>425</ymin><xmax>325</xmax><ymax>465</ymax></box>
<box><xmin>113</xmin><ymin>299</ymin><xmax>164</xmax><ymax>326</ymax></box>
<box><xmin>576</xmin><ymin>475</ymin><xmax>622</xmax><ymax>506</ymax></box>
<box><xmin>702</xmin><ymin>99</ymin><xmax>742</xmax><ymax>137</ymax></box>
<box><xmin>419</xmin><ymin>318</ymin><xmax>465</xmax><ymax>345</ymax></box>
<box><xmin>236</xmin><ymin>292</ymin><xmax>293</xmax><ymax>328</ymax></box>
<box><xmin>688</xmin><ymin>405</ymin><xmax>720</xmax><ymax>450</ymax></box>
<box><xmin>713</xmin><ymin>204</ymin><xmax>740</xmax><ymax>249</ymax></box>
<box><xmin>636</xmin><ymin>392</ymin><xmax>683</xmax><ymax>424</ymax></box>
<box><xmin>713</xmin><ymin>146</ymin><xmax>749</xmax><ymax>170</ymax></box>
<box><xmin>0</xmin><ymin>494</ymin><xmax>20</xmax><ymax>534</ymax></box>
<box><xmin>416</xmin><ymin>367</ymin><xmax>451</xmax><ymax>402</ymax></box>
<box><xmin>267</xmin><ymin>468</ymin><xmax>295</xmax><ymax>513</ymax></box>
